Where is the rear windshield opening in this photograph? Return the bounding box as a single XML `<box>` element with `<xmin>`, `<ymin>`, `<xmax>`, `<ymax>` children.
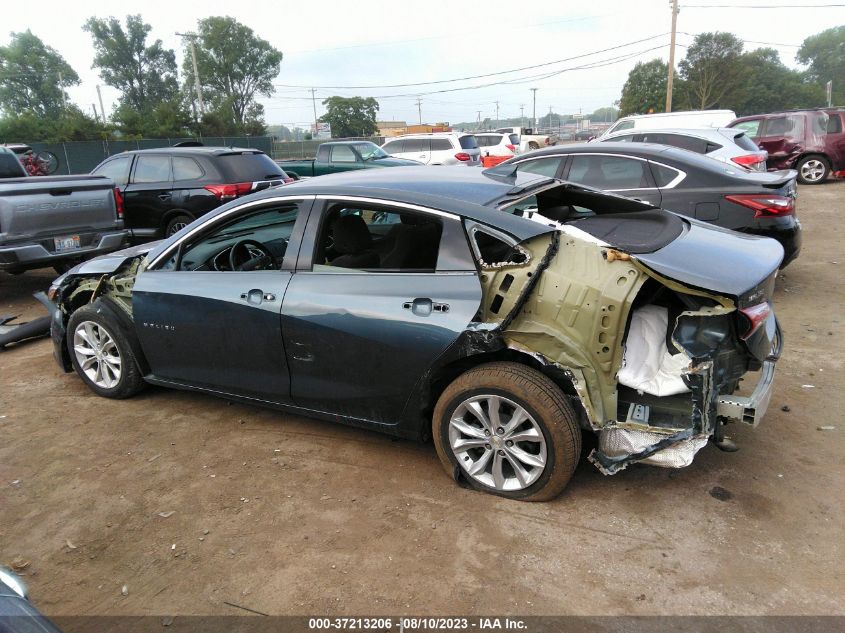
<box><xmin>218</xmin><ymin>153</ymin><xmax>285</xmax><ymax>181</ymax></box>
<box><xmin>459</xmin><ymin>136</ymin><xmax>478</xmax><ymax>150</ymax></box>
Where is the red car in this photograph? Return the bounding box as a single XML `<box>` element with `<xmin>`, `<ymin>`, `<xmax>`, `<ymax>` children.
<box><xmin>729</xmin><ymin>108</ymin><xmax>845</xmax><ymax>184</ymax></box>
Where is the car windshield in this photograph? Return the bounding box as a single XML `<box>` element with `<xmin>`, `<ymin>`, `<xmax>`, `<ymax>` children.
<box><xmin>353</xmin><ymin>142</ymin><xmax>389</xmax><ymax>161</ymax></box>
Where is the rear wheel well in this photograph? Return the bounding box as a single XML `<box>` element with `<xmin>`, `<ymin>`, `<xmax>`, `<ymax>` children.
<box><xmin>422</xmin><ymin>349</ymin><xmax>585</xmax><ymax>437</ymax></box>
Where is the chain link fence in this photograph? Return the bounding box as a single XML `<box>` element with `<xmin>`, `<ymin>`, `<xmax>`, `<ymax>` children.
<box><xmin>22</xmin><ymin>136</ymin><xmax>273</xmax><ymax>175</ymax></box>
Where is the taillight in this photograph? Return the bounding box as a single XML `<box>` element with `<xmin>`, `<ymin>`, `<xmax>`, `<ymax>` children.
<box><xmin>505</xmin><ymin>144</ymin><xmax>516</xmax><ymax>152</ymax></box>
<box><xmin>543</xmin><ymin>137</ymin><xmax>551</xmax><ymax>145</ymax></box>
<box><xmin>204</xmin><ymin>182</ymin><xmax>254</xmax><ymax>200</ymax></box>
<box><xmin>731</xmin><ymin>154</ymin><xmax>766</xmax><ymax>169</ymax></box>
<box><xmin>725</xmin><ymin>194</ymin><xmax>794</xmax><ymax>218</ymax></box>
<box><xmin>113</xmin><ymin>187</ymin><xmax>124</xmax><ymax>219</ymax></box>
<box><xmin>454</xmin><ymin>152</ymin><xmax>471</xmax><ymax>162</ymax></box>
<box><xmin>739</xmin><ymin>302</ymin><xmax>771</xmax><ymax>340</ymax></box>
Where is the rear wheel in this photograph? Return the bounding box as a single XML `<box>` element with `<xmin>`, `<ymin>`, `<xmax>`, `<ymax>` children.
<box><xmin>432</xmin><ymin>362</ymin><xmax>581</xmax><ymax>501</ymax></box>
<box><xmin>527</xmin><ymin>141</ymin><xmax>540</xmax><ymax>151</ymax></box>
<box><xmin>796</xmin><ymin>155</ymin><xmax>830</xmax><ymax>185</ymax></box>
<box><xmin>165</xmin><ymin>213</ymin><xmax>193</xmax><ymax>237</ymax></box>
<box><xmin>67</xmin><ymin>301</ymin><xmax>144</xmax><ymax>399</ymax></box>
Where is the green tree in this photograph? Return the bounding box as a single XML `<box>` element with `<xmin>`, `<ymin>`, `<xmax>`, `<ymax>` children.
<box><xmin>590</xmin><ymin>106</ymin><xmax>619</xmax><ymax>123</ymax></box>
<box><xmin>0</xmin><ymin>30</ymin><xmax>79</xmax><ymax>117</ymax></box>
<box><xmin>0</xmin><ymin>106</ymin><xmax>108</xmax><ymax>143</ymax></box>
<box><xmin>731</xmin><ymin>48</ymin><xmax>825</xmax><ymax>115</ymax></box>
<box><xmin>618</xmin><ymin>59</ymin><xmax>669</xmax><ymax>116</ymax></box>
<box><xmin>84</xmin><ymin>15</ymin><xmax>179</xmax><ymax>112</ymax></box>
<box><xmin>187</xmin><ymin>17</ymin><xmax>282</xmax><ymax>130</ymax></box>
<box><xmin>797</xmin><ymin>25</ymin><xmax>845</xmax><ymax>105</ymax></box>
<box><xmin>679</xmin><ymin>32</ymin><xmax>744</xmax><ymax>110</ymax></box>
<box><xmin>319</xmin><ymin>96</ymin><xmax>379</xmax><ymax>137</ymax></box>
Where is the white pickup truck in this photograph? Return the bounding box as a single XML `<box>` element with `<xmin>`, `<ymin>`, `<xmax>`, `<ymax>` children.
<box><xmin>495</xmin><ymin>126</ymin><xmax>556</xmax><ymax>152</ymax></box>
<box><xmin>0</xmin><ymin>147</ymin><xmax>128</xmax><ymax>274</ymax></box>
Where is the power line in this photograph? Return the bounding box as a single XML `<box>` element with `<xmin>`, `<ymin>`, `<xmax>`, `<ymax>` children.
<box><xmin>273</xmin><ymin>33</ymin><xmax>668</xmax><ymax>90</ymax></box>
<box><xmin>683</xmin><ymin>3</ymin><xmax>845</xmax><ymax>7</ymax></box>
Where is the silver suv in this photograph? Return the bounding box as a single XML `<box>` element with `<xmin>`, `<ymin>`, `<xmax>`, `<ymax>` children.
<box><xmin>598</xmin><ymin>127</ymin><xmax>768</xmax><ymax>172</ymax></box>
<box><xmin>381</xmin><ymin>133</ymin><xmax>481</xmax><ymax>166</ymax></box>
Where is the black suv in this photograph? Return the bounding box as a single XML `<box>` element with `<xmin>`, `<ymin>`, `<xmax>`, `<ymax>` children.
<box><xmin>91</xmin><ymin>147</ymin><xmax>292</xmax><ymax>240</ymax></box>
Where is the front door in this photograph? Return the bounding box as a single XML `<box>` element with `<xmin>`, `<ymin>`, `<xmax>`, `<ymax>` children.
<box><xmin>123</xmin><ymin>153</ymin><xmax>174</xmax><ymax>238</ymax></box>
<box><xmin>133</xmin><ymin>198</ymin><xmax>312</xmax><ymax>403</ymax></box>
<box><xmin>281</xmin><ymin>199</ymin><xmax>482</xmax><ymax>426</ymax></box>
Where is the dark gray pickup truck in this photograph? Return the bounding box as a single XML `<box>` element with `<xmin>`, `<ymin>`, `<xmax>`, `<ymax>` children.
<box><xmin>0</xmin><ymin>147</ymin><xmax>127</xmax><ymax>274</ymax></box>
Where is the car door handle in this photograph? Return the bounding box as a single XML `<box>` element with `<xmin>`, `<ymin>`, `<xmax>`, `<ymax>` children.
<box><xmin>240</xmin><ymin>289</ymin><xmax>275</xmax><ymax>305</ymax></box>
<box><xmin>158</xmin><ymin>193</ymin><xmax>171</xmax><ymax>201</ymax></box>
<box><xmin>402</xmin><ymin>298</ymin><xmax>449</xmax><ymax>316</ymax></box>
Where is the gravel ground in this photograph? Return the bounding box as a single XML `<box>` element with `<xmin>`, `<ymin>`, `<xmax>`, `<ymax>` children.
<box><xmin>0</xmin><ymin>181</ymin><xmax>843</xmax><ymax>616</ymax></box>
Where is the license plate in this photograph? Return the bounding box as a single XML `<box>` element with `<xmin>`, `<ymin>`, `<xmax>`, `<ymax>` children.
<box><xmin>54</xmin><ymin>235</ymin><xmax>81</xmax><ymax>252</ymax></box>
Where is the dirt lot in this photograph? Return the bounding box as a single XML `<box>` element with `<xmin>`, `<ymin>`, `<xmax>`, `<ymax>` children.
<box><xmin>1</xmin><ymin>182</ymin><xmax>844</xmax><ymax>617</ymax></box>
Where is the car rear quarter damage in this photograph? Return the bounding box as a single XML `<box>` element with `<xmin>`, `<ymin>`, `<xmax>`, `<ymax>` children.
<box><xmin>468</xmin><ymin>215</ymin><xmax>781</xmax><ymax>475</ymax></box>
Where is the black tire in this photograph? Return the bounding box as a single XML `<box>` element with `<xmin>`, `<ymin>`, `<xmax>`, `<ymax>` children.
<box><xmin>165</xmin><ymin>213</ymin><xmax>193</xmax><ymax>237</ymax></box>
<box><xmin>796</xmin><ymin>154</ymin><xmax>830</xmax><ymax>185</ymax></box>
<box><xmin>527</xmin><ymin>141</ymin><xmax>540</xmax><ymax>151</ymax></box>
<box><xmin>432</xmin><ymin>362</ymin><xmax>581</xmax><ymax>501</ymax></box>
<box><xmin>67</xmin><ymin>300</ymin><xmax>144</xmax><ymax>399</ymax></box>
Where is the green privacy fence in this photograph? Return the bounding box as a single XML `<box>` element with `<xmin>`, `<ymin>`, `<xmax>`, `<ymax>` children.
<box><xmin>24</xmin><ymin>136</ymin><xmax>273</xmax><ymax>175</ymax></box>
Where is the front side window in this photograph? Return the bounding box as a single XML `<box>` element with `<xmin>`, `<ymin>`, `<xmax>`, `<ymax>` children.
<box><xmin>352</xmin><ymin>142</ymin><xmax>388</xmax><ymax>160</ymax></box>
<box><xmin>516</xmin><ymin>157</ymin><xmax>562</xmax><ymax>178</ymax></box>
<box><xmin>133</xmin><ymin>155</ymin><xmax>171</xmax><ymax>183</ymax></box>
<box><xmin>313</xmin><ymin>205</ymin><xmax>443</xmax><ymax>272</ymax></box>
<box><xmin>166</xmin><ymin>204</ymin><xmax>301</xmax><ymax>271</ymax></box>
<box><xmin>609</xmin><ymin>120</ymin><xmax>634</xmax><ymax>133</ymax></box>
<box><xmin>94</xmin><ymin>155</ymin><xmax>132</xmax><ymax>186</ymax></box>
<box><xmin>568</xmin><ymin>155</ymin><xmax>650</xmax><ymax>190</ymax></box>
<box><xmin>382</xmin><ymin>140</ymin><xmax>404</xmax><ymax>154</ymax></box>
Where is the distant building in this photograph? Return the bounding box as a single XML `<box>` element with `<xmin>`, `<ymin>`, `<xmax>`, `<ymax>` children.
<box><xmin>377</xmin><ymin>121</ymin><xmax>407</xmax><ymax>137</ymax></box>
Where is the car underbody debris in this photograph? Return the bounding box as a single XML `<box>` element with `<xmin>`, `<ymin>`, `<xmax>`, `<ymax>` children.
<box><xmin>0</xmin><ymin>293</ymin><xmax>54</xmax><ymax>350</ymax></box>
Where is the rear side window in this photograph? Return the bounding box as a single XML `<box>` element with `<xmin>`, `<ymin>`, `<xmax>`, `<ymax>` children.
<box><xmin>829</xmin><ymin>114</ymin><xmax>843</xmax><ymax>134</ymax></box>
<box><xmin>474</xmin><ymin>136</ymin><xmax>494</xmax><ymax>147</ymax></box>
<box><xmin>216</xmin><ymin>153</ymin><xmax>284</xmax><ymax>181</ymax></box>
<box><xmin>172</xmin><ymin>157</ymin><xmax>204</xmax><ymax>181</ymax></box>
<box><xmin>733</xmin><ymin>119</ymin><xmax>761</xmax><ymax>138</ymax></box>
<box><xmin>133</xmin><ymin>155</ymin><xmax>171</xmax><ymax>183</ymax></box>
<box><xmin>650</xmin><ymin>162</ymin><xmax>683</xmax><ymax>187</ymax></box>
<box><xmin>568</xmin><ymin>155</ymin><xmax>650</xmax><ymax>190</ymax></box>
<box><xmin>640</xmin><ymin>133</ymin><xmax>708</xmax><ymax>154</ymax></box>
<box><xmin>382</xmin><ymin>140</ymin><xmax>404</xmax><ymax>153</ymax></box>
<box><xmin>459</xmin><ymin>136</ymin><xmax>478</xmax><ymax>149</ymax></box>
<box><xmin>316</xmin><ymin>145</ymin><xmax>330</xmax><ymax>161</ymax></box>
<box><xmin>508</xmin><ymin>134</ymin><xmax>519</xmax><ymax>145</ymax></box>
<box><xmin>0</xmin><ymin>151</ymin><xmax>24</xmax><ymax>178</ymax></box>
<box><xmin>431</xmin><ymin>139</ymin><xmax>452</xmax><ymax>151</ymax></box>
<box><xmin>609</xmin><ymin>134</ymin><xmax>635</xmax><ymax>143</ymax></box>
<box><xmin>732</xmin><ymin>133</ymin><xmax>760</xmax><ymax>152</ymax></box>
<box><xmin>93</xmin><ymin>155</ymin><xmax>132</xmax><ymax>186</ymax></box>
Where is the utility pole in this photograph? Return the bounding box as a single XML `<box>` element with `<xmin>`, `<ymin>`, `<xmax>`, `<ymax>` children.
<box><xmin>476</xmin><ymin>110</ymin><xmax>482</xmax><ymax>128</ymax></box>
<box><xmin>665</xmin><ymin>0</ymin><xmax>679</xmax><ymax>113</ymax></box>
<box><xmin>311</xmin><ymin>88</ymin><xmax>319</xmax><ymax>135</ymax></box>
<box><xmin>548</xmin><ymin>105</ymin><xmax>553</xmax><ymax>132</ymax></box>
<box><xmin>92</xmin><ymin>104</ymin><xmax>99</xmax><ymax>123</ymax></box>
<box><xmin>530</xmin><ymin>88</ymin><xmax>538</xmax><ymax>130</ymax></box>
<box><xmin>177</xmin><ymin>32</ymin><xmax>205</xmax><ymax>114</ymax></box>
<box><xmin>520</xmin><ymin>104</ymin><xmax>525</xmax><ymax>129</ymax></box>
<box><xmin>494</xmin><ymin>101</ymin><xmax>499</xmax><ymax>128</ymax></box>
<box><xmin>415</xmin><ymin>97</ymin><xmax>422</xmax><ymax>125</ymax></box>
<box><xmin>96</xmin><ymin>85</ymin><xmax>106</xmax><ymax>123</ymax></box>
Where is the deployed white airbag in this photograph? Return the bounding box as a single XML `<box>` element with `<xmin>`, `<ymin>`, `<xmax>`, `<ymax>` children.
<box><xmin>618</xmin><ymin>305</ymin><xmax>690</xmax><ymax>397</ymax></box>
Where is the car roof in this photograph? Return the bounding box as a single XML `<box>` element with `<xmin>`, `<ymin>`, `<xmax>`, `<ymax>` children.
<box><xmin>319</xmin><ymin>140</ymin><xmax>377</xmax><ymax>145</ymax></box>
<box><xmin>391</xmin><ymin>132</ymin><xmax>461</xmax><ymax>138</ymax></box>
<box><xmin>603</xmin><ymin>127</ymin><xmax>740</xmax><ymax>140</ymax></box>
<box><xmin>114</xmin><ymin>146</ymin><xmax>266</xmax><ymax>156</ymax></box>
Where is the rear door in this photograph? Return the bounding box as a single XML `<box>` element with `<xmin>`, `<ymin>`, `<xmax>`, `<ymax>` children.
<box><xmin>133</xmin><ymin>196</ymin><xmax>314</xmax><ymax>403</ymax></box>
<box><xmin>563</xmin><ymin>153</ymin><xmax>662</xmax><ymax>206</ymax></box>
<box><xmin>757</xmin><ymin>115</ymin><xmax>803</xmax><ymax>166</ymax></box>
<box><xmin>406</xmin><ymin>138</ymin><xmax>432</xmax><ymax>164</ymax></box>
<box><xmin>280</xmin><ymin>198</ymin><xmax>482</xmax><ymax>427</ymax></box>
<box><xmin>123</xmin><ymin>154</ymin><xmax>173</xmax><ymax>237</ymax></box>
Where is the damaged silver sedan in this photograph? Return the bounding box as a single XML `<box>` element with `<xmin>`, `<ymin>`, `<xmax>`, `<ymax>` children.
<box><xmin>47</xmin><ymin>167</ymin><xmax>783</xmax><ymax>501</ymax></box>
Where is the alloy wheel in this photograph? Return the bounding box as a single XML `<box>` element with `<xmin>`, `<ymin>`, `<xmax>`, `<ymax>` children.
<box><xmin>72</xmin><ymin>321</ymin><xmax>122</xmax><ymax>389</ymax></box>
<box><xmin>800</xmin><ymin>159</ymin><xmax>826</xmax><ymax>183</ymax></box>
<box><xmin>448</xmin><ymin>394</ymin><xmax>547</xmax><ymax>491</ymax></box>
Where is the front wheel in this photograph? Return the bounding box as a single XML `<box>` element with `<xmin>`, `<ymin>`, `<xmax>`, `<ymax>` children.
<box><xmin>67</xmin><ymin>301</ymin><xmax>144</xmax><ymax>399</ymax></box>
<box><xmin>432</xmin><ymin>362</ymin><xmax>581</xmax><ymax>501</ymax></box>
<box><xmin>796</xmin><ymin>155</ymin><xmax>830</xmax><ymax>185</ymax></box>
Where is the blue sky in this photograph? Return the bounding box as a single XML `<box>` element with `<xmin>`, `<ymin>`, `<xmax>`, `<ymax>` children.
<box><xmin>3</xmin><ymin>0</ymin><xmax>843</xmax><ymax>128</ymax></box>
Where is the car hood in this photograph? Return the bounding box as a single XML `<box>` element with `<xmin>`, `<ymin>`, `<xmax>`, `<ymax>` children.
<box><xmin>67</xmin><ymin>241</ymin><xmax>160</xmax><ymax>276</ymax></box>
<box><xmin>372</xmin><ymin>156</ymin><xmax>423</xmax><ymax>166</ymax></box>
